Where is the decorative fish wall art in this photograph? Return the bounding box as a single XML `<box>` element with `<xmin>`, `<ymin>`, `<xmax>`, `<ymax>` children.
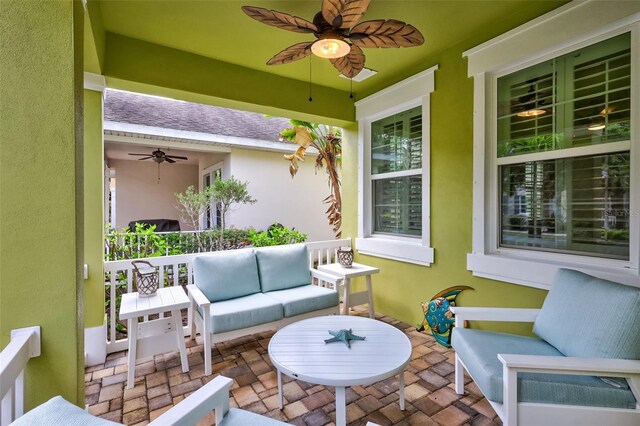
<box><xmin>417</xmin><ymin>286</ymin><xmax>474</xmax><ymax>347</ymax></box>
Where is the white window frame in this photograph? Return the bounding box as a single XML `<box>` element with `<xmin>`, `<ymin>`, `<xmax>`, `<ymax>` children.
<box><xmin>200</xmin><ymin>161</ymin><xmax>224</xmax><ymax>230</ymax></box>
<box><xmin>465</xmin><ymin>0</ymin><xmax>640</xmax><ymax>289</ymax></box>
<box><xmin>355</xmin><ymin>66</ymin><xmax>437</xmax><ymax>266</ymax></box>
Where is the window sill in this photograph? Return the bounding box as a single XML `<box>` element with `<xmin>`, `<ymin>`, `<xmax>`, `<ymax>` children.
<box><xmin>467</xmin><ymin>252</ymin><xmax>640</xmax><ymax>290</ymax></box>
<box><xmin>356</xmin><ymin>236</ymin><xmax>434</xmax><ymax>266</ymax></box>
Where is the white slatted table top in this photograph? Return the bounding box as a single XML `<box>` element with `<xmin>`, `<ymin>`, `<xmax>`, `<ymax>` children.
<box><xmin>119</xmin><ymin>286</ymin><xmax>190</xmax><ymax>320</ymax></box>
<box><xmin>317</xmin><ymin>262</ymin><xmax>380</xmax><ymax>279</ymax></box>
<box><xmin>268</xmin><ymin>316</ymin><xmax>411</xmax><ymax>387</ymax></box>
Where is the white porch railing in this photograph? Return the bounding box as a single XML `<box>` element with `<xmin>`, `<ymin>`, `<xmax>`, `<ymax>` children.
<box><xmin>104</xmin><ymin>239</ymin><xmax>351</xmax><ymax>354</ymax></box>
<box><xmin>0</xmin><ymin>326</ymin><xmax>41</xmax><ymax>426</ymax></box>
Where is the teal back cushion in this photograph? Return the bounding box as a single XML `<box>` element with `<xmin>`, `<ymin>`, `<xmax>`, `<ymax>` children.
<box><xmin>194</xmin><ymin>249</ymin><xmax>261</xmax><ymax>302</ymax></box>
<box><xmin>255</xmin><ymin>244</ymin><xmax>311</xmax><ymax>292</ymax></box>
<box><xmin>533</xmin><ymin>268</ymin><xmax>640</xmax><ymax>359</ymax></box>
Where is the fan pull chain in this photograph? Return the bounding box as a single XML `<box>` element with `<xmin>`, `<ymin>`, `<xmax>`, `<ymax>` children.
<box><xmin>157</xmin><ymin>163</ymin><xmax>160</xmax><ymax>184</ymax></box>
<box><xmin>308</xmin><ymin>56</ymin><xmax>313</xmax><ymax>102</ymax></box>
<box><xmin>349</xmin><ymin>78</ymin><xmax>354</xmax><ymax>99</ymax></box>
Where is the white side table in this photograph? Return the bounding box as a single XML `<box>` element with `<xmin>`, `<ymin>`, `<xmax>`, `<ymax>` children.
<box><xmin>119</xmin><ymin>286</ymin><xmax>190</xmax><ymax>389</ymax></box>
<box><xmin>317</xmin><ymin>262</ymin><xmax>379</xmax><ymax>318</ymax></box>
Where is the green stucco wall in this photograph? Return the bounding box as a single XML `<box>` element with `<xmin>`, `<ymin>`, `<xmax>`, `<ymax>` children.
<box><xmin>84</xmin><ymin>90</ymin><xmax>105</xmax><ymax>329</ymax></box>
<box><xmin>341</xmin><ymin>12</ymin><xmax>564</xmax><ymax>335</ymax></box>
<box><xmin>1</xmin><ymin>0</ymin><xmax>84</xmax><ymax>408</ymax></box>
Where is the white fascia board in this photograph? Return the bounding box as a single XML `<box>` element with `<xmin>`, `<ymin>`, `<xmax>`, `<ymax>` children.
<box><xmin>104</xmin><ymin>133</ymin><xmax>232</xmax><ymax>153</ymax></box>
<box><xmin>103</xmin><ymin>121</ymin><xmax>306</xmax><ymax>154</ymax></box>
<box><xmin>84</xmin><ymin>72</ymin><xmax>106</xmax><ymax>92</ymax></box>
<box><xmin>463</xmin><ymin>0</ymin><xmax>640</xmax><ymax>76</ymax></box>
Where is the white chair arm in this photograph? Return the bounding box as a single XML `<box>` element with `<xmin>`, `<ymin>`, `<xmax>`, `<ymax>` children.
<box><xmin>451</xmin><ymin>307</ymin><xmax>540</xmax><ymax>326</ymax></box>
<box><xmin>311</xmin><ymin>269</ymin><xmax>342</xmax><ymax>286</ymax></box>
<box><xmin>498</xmin><ymin>354</ymin><xmax>640</xmax><ymax>377</ymax></box>
<box><xmin>187</xmin><ymin>284</ymin><xmax>211</xmax><ymax>308</ymax></box>
<box><xmin>149</xmin><ymin>375</ymin><xmax>233</xmax><ymax>425</ymax></box>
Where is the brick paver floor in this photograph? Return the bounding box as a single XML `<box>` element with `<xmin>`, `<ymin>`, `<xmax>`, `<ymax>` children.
<box><xmin>85</xmin><ymin>307</ymin><xmax>501</xmax><ymax>425</ymax></box>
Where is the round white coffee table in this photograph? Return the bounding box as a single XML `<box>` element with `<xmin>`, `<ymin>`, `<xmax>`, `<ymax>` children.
<box><xmin>268</xmin><ymin>315</ymin><xmax>412</xmax><ymax>426</ymax></box>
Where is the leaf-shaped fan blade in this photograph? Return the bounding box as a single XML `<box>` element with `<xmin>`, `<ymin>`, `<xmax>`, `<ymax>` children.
<box><xmin>330</xmin><ymin>44</ymin><xmax>365</xmax><ymax>78</ymax></box>
<box><xmin>242</xmin><ymin>6</ymin><xmax>317</xmax><ymax>33</ymax></box>
<box><xmin>322</xmin><ymin>0</ymin><xmax>371</xmax><ymax>29</ymax></box>
<box><xmin>350</xmin><ymin>19</ymin><xmax>424</xmax><ymax>48</ymax></box>
<box><xmin>166</xmin><ymin>155</ymin><xmax>188</xmax><ymax>160</ymax></box>
<box><xmin>267</xmin><ymin>42</ymin><xmax>313</xmax><ymax>65</ymax></box>
<box><xmin>137</xmin><ymin>156</ymin><xmax>153</xmax><ymax>161</ymax></box>
<box><xmin>165</xmin><ymin>158</ymin><xmax>176</xmax><ymax>164</ymax></box>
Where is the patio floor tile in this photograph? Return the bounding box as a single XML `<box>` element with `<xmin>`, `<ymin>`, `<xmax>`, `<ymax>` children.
<box><xmin>86</xmin><ymin>306</ymin><xmax>501</xmax><ymax>425</ymax></box>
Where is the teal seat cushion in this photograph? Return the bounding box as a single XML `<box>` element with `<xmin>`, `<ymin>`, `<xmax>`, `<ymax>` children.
<box><xmin>255</xmin><ymin>244</ymin><xmax>311</xmax><ymax>292</ymax></box>
<box><xmin>219</xmin><ymin>408</ymin><xmax>288</xmax><ymax>426</ymax></box>
<box><xmin>533</xmin><ymin>268</ymin><xmax>640</xmax><ymax>359</ymax></box>
<box><xmin>204</xmin><ymin>293</ymin><xmax>283</xmax><ymax>333</ymax></box>
<box><xmin>265</xmin><ymin>285</ymin><xmax>339</xmax><ymax>317</ymax></box>
<box><xmin>11</xmin><ymin>396</ymin><xmax>121</xmax><ymax>426</ymax></box>
<box><xmin>451</xmin><ymin>328</ymin><xmax>636</xmax><ymax>408</ymax></box>
<box><xmin>194</xmin><ymin>250</ymin><xmax>261</xmax><ymax>302</ymax></box>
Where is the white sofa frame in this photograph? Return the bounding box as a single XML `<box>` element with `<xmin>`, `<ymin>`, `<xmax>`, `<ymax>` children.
<box><xmin>451</xmin><ymin>307</ymin><xmax>640</xmax><ymax>426</ymax></box>
<box><xmin>0</xmin><ymin>327</ymin><xmax>245</xmax><ymax>426</ymax></box>
<box><xmin>188</xmin><ymin>268</ymin><xmax>341</xmax><ymax>376</ymax></box>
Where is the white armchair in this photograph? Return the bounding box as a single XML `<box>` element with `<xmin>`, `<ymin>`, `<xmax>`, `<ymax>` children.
<box><xmin>451</xmin><ymin>269</ymin><xmax>640</xmax><ymax>426</ymax></box>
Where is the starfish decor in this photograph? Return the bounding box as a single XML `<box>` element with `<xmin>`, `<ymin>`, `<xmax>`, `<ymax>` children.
<box><xmin>324</xmin><ymin>329</ymin><xmax>365</xmax><ymax>348</ymax></box>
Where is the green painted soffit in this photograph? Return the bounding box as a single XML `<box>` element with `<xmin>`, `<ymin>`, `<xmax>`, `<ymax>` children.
<box><xmin>97</xmin><ymin>0</ymin><xmax>569</xmax><ymax>97</ymax></box>
<box><xmin>83</xmin><ymin>0</ymin><xmax>105</xmax><ymax>74</ymax></box>
<box><xmin>103</xmin><ymin>32</ymin><xmax>355</xmax><ymax>126</ymax></box>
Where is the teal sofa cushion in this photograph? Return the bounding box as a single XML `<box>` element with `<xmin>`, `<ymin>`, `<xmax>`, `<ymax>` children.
<box><xmin>203</xmin><ymin>293</ymin><xmax>283</xmax><ymax>333</ymax></box>
<box><xmin>451</xmin><ymin>328</ymin><xmax>636</xmax><ymax>408</ymax></box>
<box><xmin>255</xmin><ymin>244</ymin><xmax>311</xmax><ymax>292</ymax></box>
<box><xmin>11</xmin><ymin>396</ymin><xmax>121</xmax><ymax>426</ymax></box>
<box><xmin>219</xmin><ymin>408</ymin><xmax>288</xmax><ymax>426</ymax></box>
<box><xmin>533</xmin><ymin>268</ymin><xmax>640</xmax><ymax>359</ymax></box>
<box><xmin>194</xmin><ymin>250</ymin><xmax>261</xmax><ymax>302</ymax></box>
<box><xmin>265</xmin><ymin>285</ymin><xmax>339</xmax><ymax>317</ymax></box>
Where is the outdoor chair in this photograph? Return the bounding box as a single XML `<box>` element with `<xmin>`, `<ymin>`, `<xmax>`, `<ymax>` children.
<box><xmin>451</xmin><ymin>268</ymin><xmax>640</xmax><ymax>426</ymax></box>
<box><xmin>8</xmin><ymin>376</ymin><xmax>288</xmax><ymax>425</ymax></box>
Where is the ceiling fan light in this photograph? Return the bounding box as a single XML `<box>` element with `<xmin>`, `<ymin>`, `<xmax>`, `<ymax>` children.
<box><xmin>311</xmin><ymin>38</ymin><xmax>350</xmax><ymax>59</ymax></box>
<box><xmin>516</xmin><ymin>108</ymin><xmax>546</xmax><ymax>118</ymax></box>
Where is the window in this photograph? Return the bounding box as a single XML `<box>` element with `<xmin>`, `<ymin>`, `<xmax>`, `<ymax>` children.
<box><xmin>355</xmin><ymin>67</ymin><xmax>436</xmax><ymax>266</ymax></box>
<box><xmin>201</xmin><ymin>163</ymin><xmax>223</xmax><ymax>229</ymax></box>
<box><xmin>465</xmin><ymin>2</ymin><xmax>639</xmax><ymax>289</ymax></box>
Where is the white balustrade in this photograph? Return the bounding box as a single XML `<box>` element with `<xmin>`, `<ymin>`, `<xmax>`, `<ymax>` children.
<box><xmin>0</xmin><ymin>327</ymin><xmax>41</xmax><ymax>426</ymax></box>
<box><xmin>103</xmin><ymin>239</ymin><xmax>352</xmax><ymax>354</ymax></box>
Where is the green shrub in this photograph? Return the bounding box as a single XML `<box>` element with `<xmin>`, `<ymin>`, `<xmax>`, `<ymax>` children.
<box><xmin>248</xmin><ymin>223</ymin><xmax>307</xmax><ymax>247</ymax></box>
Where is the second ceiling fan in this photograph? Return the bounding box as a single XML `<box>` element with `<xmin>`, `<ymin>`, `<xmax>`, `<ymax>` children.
<box><xmin>242</xmin><ymin>0</ymin><xmax>425</xmax><ymax>78</ymax></box>
<box><xmin>128</xmin><ymin>149</ymin><xmax>188</xmax><ymax>164</ymax></box>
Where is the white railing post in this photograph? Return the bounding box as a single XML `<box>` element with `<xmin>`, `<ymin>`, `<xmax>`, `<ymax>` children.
<box><xmin>0</xmin><ymin>326</ymin><xmax>41</xmax><ymax>425</ymax></box>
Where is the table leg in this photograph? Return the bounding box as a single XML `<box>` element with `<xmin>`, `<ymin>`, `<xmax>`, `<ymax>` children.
<box><xmin>343</xmin><ymin>278</ymin><xmax>351</xmax><ymax>316</ymax></box>
<box><xmin>126</xmin><ymin>317</ymin><xmax>138</xmax><ymax>389</ymax></box>
<box><xmin>277</xmin><ymin>369</ymin><xmax>283</xmax><ymax>409</ymax></box>
<box><xmin>172</xmin><ymin>310</ymin><xmax>189</xmax><ymax>373</ymax></box>
<box><xmin>335</xmin><ymin>386</ymin><xmax>346</xmax><ymax>426</ymax></box>
<box><xmin>366</xmin><ymin>275</ymin><xmax>375</xmax><ymax>318</ymax></box>
<box><xmin>399</xmin><ymin>370</ymin><xmax>405</xmax><ymax>410</ymax></box>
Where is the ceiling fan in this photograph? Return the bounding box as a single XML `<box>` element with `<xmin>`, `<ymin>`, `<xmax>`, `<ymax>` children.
<box><xmin>241</xmin><ymin>0</ymin><xmax>424</xmax><ymax>78</ymax></box>
<box><xmin>128</xmin><ymin>149</ymin><xmax>188</xmax><ymax>164</ymax></box>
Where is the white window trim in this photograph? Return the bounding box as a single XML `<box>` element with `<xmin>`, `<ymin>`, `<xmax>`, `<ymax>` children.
<box><xmin>355</xmin><ymin>65</ymin><xmax>437</xmax><ymax>266</ymax></box>
<box><xmin>465</xmin><ymin>0</ymin><xmax>640</xmax><ymax>289</ymax></box>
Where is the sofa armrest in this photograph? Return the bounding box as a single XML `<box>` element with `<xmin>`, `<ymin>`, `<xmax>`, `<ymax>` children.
<box><xmin>310</xmin><ymin>269</ymin><xmax>342</xmax><ymax>286</ymax></box>
<box><xmin>451</xmin><ymin>307</ymin><xmax>540</xmax><ymax>326</ymax></box>
<box><xmin>149</xmin><ymin>375</ymin><xmax>232</xmax><ymax>425</ymax></box>
<box><xmin>187</xmin><ymin>284</ymin><xmax>211</xmax><ymax>308</ymax></box>
<box><xmin>498</xmin><ymin>354</ymin><xmax>640</xmax><ymax>377</ymax></box>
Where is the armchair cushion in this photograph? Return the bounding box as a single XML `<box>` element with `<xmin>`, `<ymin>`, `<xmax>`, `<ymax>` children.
<box><xmin>203</xmin><ymin>293</ymin><xmax>283</xmax><ymax>333</ymax></box>
<box><xmin>219</xmin><ymin>408</ymin><xmax>289</xmax><ymax>425</ymax></box>
<box><xmin>11</xmin><ymin>396</ymin><xmax>120</xmax><ymax>426</ymax></box>
<box><xmin>533</xmin><ymin>268</ymin><xmax>640</xmax><ymax>360</ymax></box>
<box><xmin>255</xmin><ymin>244</ymin><xmax>311</xmax><ymax>292</ymax></box>
<box><xmin>452</xmin><ymin>328</ymin><xmax>636</xmax><ymax>408</ymax></box>
<box><xmin>194</xmin><ymin>250</ymin><xmax>261</xmax><ymax>302</ymax></box>
<box><xmin>264</xmin><ymin>284</ymin><xmax>339</xmax><ymax>317</ymax></box>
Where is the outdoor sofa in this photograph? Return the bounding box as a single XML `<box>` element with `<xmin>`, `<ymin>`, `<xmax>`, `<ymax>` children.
<box><xmin>187</xmin><ymin>243</ymin><xmax>341</xmax><ymax>375</ymax></box>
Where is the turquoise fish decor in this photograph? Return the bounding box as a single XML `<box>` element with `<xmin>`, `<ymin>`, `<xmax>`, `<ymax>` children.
<box><xmin>324</xmin><ymin>329</ymin><xmax>365</xmax><ymax>348</ymax></box>
<box><xmin>417</xmin><ymin>286</ymin><xmax>473</xmax><ymax>347</ymax></box>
